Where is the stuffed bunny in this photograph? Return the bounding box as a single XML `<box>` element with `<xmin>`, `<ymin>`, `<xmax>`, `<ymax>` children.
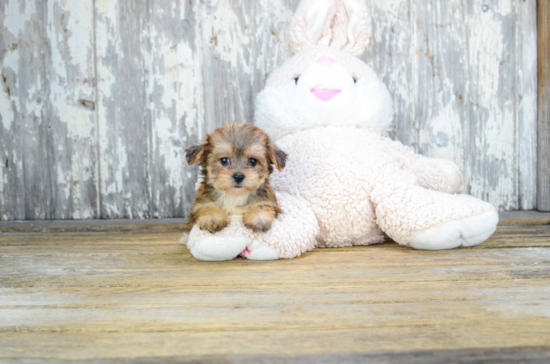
<box><xmin>182</xmin><ymin>0</ymin><xmax>499</xmax><ymax>261</ymax></box>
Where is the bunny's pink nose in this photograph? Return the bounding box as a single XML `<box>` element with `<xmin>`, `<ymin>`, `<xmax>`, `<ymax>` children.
<box><xmin>316</xmin><ymin>56</ymin><xmax>336</xmax><ymax>66</ymax></box>
<box><xmin>312</xmin><ymin>88</ymin><xmax>340</xmax><ymax>101</ymax></box>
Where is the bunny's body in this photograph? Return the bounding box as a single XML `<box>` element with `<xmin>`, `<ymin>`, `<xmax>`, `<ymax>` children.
<box><xmin>184</xmin><ymin>1</ymin><xmax>499</xmax><ymax>261</ymax></box>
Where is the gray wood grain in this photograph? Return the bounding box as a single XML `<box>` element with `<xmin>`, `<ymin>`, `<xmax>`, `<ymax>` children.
<box><xmin>1</xmin><ymin>1</ymin><xmax>52</xmax><ymax>220</ymax></box>
<box><xmin>0</xmin><ymin>0</ymin><xmax>22</xmax><ymax>220</ymax></box>
<box><xmin>199</xmin><ymin>0</ymin><xmax>296</xmax><ymax>132</ymax></box>
<box><xmin>364</xmin><ymin>0</ymin><xmax>416</xmax><ymax>148</ymax></box>
<box><xmin>44</xmin><ymin>0</ymin><xmax>98</xmax><ymax>219</ymax></box>
<box><xmin>0</xmin><ymin>0</ymin><xmax>542</xmax><ymax>219</ymax></box>
<box><xmin>517</xmin><ymin>0</ymin><xmax>538</xmax><ymax>210</ymax></box>
<box><xmin>1</xmin><ymin>210</ymin><xmax>549</xmax><ymax>233</ymax></box>
<box><xmin>538</xmin><ymin>0</ymin><xmax>550</xmax><ymax>211</ymax></box>
<box><xmin>13</xmin><ymin>346</ymin><xmax>546</xmax><ymax>364</ymax></box>
<box><xmin>410</xmin><ymin>0</ymin><xmax>471</xmax><ymax>197</ymax></box>
<box><xmin>0</xmin><ymin>1</ymin><xmax>99</xmax><ymax>220</ymax></box>
<box><xmin>95</xmin><ymin>0</ymin><xmax>151</xmax><ymax>219</ymax></box>
<box><xmin>147</xmin><ymin>0</ymin><xmax>202</xmax><ymax>219</ymax></box>
<box><xmin>462</xmin><ymin>0</ymin><xmax>520</xmax><ymax>210</ymax></box>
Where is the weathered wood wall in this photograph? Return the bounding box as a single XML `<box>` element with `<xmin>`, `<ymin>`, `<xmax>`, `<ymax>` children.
<box><xmin>538</xmin><ymin>0</ymin><xmax>550</xmax><ymax>211</ymax></box>
<box><xmin>0</xmin><ymin>0</ymin><xmax>538</xmax><ymax>220</ymax></box>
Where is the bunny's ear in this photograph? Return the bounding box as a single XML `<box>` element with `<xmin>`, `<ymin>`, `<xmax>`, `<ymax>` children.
<box><xmin>333</xmin><ymin>0</ymin><xmax>372</xmax><ymax>56</ymax></box>
<box><xmin>289</xmin><ymin>0</ymin><xmax>371</xmax><ymax>57</ymax></box>
<box><xmin>289</xmin><ymin>0</ymin><xmax>337</xmax><ymax>53</ymax></box>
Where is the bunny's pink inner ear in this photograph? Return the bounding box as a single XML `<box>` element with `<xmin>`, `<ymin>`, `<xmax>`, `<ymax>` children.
<box><xmin>289</xmin><ymin>0</ymin><xmax>336</xmax><ymax>54</ymax></box>
<box><xmin>328</xmin><ymin>1</ymin><xmax>350</xmax><ymax>50</ymax></box>
<box><xmin>338</xmin><ymin>0</ymin><xmax>372</xmax><ymax>57</ymax></box>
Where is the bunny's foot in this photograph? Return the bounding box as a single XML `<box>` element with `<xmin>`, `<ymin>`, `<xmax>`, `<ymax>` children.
<box><xmin>184</xmin><ymin>216</ymin><xmax>256</xmax><ymax>261</ymax></box>
<box><xmin>410</xmin><ymin>210</ymin><xmax>498</xmax><ymax>250</ymax></box>
<box><xmin>191</xmin><ymin>236</ymin><xmax>250</xmax><ymax>261</ymax></box>
<box><xmin>373</xmin><ymin>186</ymin><xmax>498</xmax><ymax>250</ymax></box>
<box><xmin>240</xmin><ymin>240</ymin><xmax>280</xmax><ymax>260</ymax></box>
<box><xmin>184</xmin><ymin>193</ymin><xmax>319</xmax><ymax>261</ymax></box>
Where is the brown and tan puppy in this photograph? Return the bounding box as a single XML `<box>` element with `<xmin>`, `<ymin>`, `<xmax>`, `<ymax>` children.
<box><xmin>186</xmin><ymin>122</ymin><xmax>287</xmax><ymax>234</ymax></box>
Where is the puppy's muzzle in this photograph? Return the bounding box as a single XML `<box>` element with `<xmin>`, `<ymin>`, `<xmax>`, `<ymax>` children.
<box><xmin>233</xmin><ymin>173</ymin><xmax>245</xmax><ymax>184</ymax></box>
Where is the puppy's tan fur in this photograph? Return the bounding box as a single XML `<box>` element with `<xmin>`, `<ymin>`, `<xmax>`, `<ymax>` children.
<box><xmin>186</xmin><ymin>122</ymin><xmax>287</xmax><ymax>233</ymax></box>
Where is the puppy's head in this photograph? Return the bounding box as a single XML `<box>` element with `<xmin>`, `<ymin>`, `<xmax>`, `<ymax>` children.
<box><xmin>186</xmin><ymin>122</ymin><xmax>287</xmax><ymax>196</ymax></box>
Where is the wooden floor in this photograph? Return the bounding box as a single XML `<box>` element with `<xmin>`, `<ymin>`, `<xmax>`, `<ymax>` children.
<box><xmin>1</xmin><ymin>216</ymin><xmax>550</xmax><ymax>363</ymax></box>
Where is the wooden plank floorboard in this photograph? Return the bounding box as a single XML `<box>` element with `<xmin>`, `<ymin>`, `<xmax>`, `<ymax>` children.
<box><xmin>0</xmin><ymin>222</ymin><xmax>549</xmax><ymax>361</ymax></box>
<box><xmin>4</xmin><ymin>347</ymin><xmax>550</xmax><ymax>364</ymax></box>
<box><xmin>0</xmin><ymin>211</ymin><xmax>548</xmax><ymax>233</ymax></box>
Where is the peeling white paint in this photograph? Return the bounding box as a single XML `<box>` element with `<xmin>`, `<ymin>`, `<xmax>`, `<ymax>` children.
<box><xmin>0</xmin><ymin>79</ymin><xmax>14</xmax><ymax>131</ymax></box>
<box><xmin>146</xmin><ymin>1</ymin><xmax>207</xmax><ymax>218</ymax></box>
<box><xmin>515</xmin><ymin>0</ymin><xmax>538</xmax><ymax>210</ymax></box>
<box><xmin>3</xmin><ymin>0</ymin><xmax>36</xmax><ymax>36</ymax></box>
<box><xmin>465</xmin><ymin>1</ymin><xmax>516</xmax><ymax>209</ymax></box>
<box><xmin>2</xmin><ymin>44</ymin><xmax>19</xmax><ymax>76</ymax></box>
<box><xmin>192</xmin><ymin>0</ymin><xmax>206</xmax><ymax>141</ymax></box>
<box><xmin>421</xmin><ymin>102</ymin><xmax>464</xmax><ymax>163</ymax></box>
<box><xmin>41</xmin><ymin>0</ymin><xmax>98</xmax><ymax>219</ymax></box>
<box><xmin>180</xmin><ymin>43</ymin><xmax>200</xmax><ymax>132</ymax></box>
<box><xmin>0</xmin><ymin>50</ymin><xmax>20</xmax><ymax>131</ymax></box>
<box><xmin>495</xmin><ymin>0</ymin><xmax>513</xmax><ymax>16</ymax></box>
<box><xmin>95</xmin><ymin>0</ymin><xmax>124</xmax><ymax>218</ymax></box>
<box><xmin>24</xmin><ymin>84</ymin><xmax>44</xmax><ymax>120</ymax></box>
<box><xmin>201</xmin><ymin>0</ymin><xmax>252</xmax><ymax>73</ymax></box>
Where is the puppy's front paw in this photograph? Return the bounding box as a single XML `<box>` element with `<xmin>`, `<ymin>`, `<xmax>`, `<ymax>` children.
<box><xmin>243</xmin><ymin>208</ymin><xmax>276</xmax><ymax>233</ymax></box>
<box><xmin>197</xmin><ymin>212</ymin><xmax>229</xmax><ymax>233</ymax></box>
<box><xmin>246</xmin><ymin>219</ymin><xmax>272</xmax><ymax>233</ymax></box>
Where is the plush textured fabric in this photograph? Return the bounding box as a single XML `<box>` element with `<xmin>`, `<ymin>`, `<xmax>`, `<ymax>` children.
<box><xmin>188</xmin><ymin>192</ymin><xmax>319</xmax><ymax>259</ymax></box>
<box><xmin>289</xmin><ymin>0</ymin><xmax>372</xmax><ymax>56</ymax></box>
<box><xmin>259</xmin><ymin>46</ymin><xmax>393</xmax><ymax>141</ymax></box>
<box><xmin>187</xmin><ymin>127</ymin><xmax>497</xmax><ymax>258</ymax></box>
<box><xmin>184</xmin><ymin>0</ymin><xmax>499</xmax><ymax>261</ymax></box>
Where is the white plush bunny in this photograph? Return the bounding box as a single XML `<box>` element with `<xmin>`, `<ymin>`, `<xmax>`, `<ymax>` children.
<box><xmin>182</xmin><ymin>0</ymin><xmax>499</xmax><ymax>261</ymax></box>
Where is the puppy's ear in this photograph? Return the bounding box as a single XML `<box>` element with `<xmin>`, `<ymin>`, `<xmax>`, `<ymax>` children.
<box><xmin>268</xmin><ymin>142</ymin><xmax>287</xmax><ymax>172</ymax></box>
<box><xmin>186</xmin><ymin>143</ymin><xmax>208</xmax><ymax>165</ymax></box>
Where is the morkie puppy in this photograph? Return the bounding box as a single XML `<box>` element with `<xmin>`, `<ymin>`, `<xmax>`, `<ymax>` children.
<box><xmin>186</xmin><ymin>122</ymin><xmax>287</xmax><ymax>234</ymax></box>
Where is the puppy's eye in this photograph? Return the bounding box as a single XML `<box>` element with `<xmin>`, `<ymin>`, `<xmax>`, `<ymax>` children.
<box><xmin>248</xmin><ymin>158</ymin><xmax>257</xmax><ymax>167</ymax></box>
<box><xmin>220</xmin><ymin>157</ymin><xmax>230</xmax><ymax>166</ymax></box>
<box><xmin>294</xmin><ymin>77</ymin><xmax>299</xmax><ymax>85</ymax></box>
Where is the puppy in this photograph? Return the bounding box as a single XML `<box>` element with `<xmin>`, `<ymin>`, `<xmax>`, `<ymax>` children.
<box><xmin>186</xmin><ymin>122</ymin><xmax>287</xmax><ymax>234</ymax></box>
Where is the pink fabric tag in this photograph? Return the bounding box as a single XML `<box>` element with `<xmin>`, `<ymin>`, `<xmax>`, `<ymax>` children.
<box><xmin>311</xmin><ymin>88</ymin><xmax>340</xmax><ymax>101</ymax></box>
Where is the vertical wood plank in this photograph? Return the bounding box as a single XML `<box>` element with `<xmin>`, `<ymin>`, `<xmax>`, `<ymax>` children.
<box><xmin>463</xmin><ymin>0</ymin><xmax>536</xmax><ymax>210</ymax></box>
<box><xmin>0</xmin><ymin>0</ymin><xmax>51</xmax><ymax>220</ymax></box>
<box><xmin>1</xmin><ymin>0</ymin><xmax>99</xmax><ymax>220</ymax></box>
<box><xmin>95</xmin><ymin>0</ymin><xmax>151</xmax><ymax>219</ymax></box>
<box><xmin>538</xmin><ymin>0</ymin><xmax>550</xmax><ymax>211</ymax></box>
<box><xmin>363</xmin><ymin>0</ymin><xmax>415</xmax><ymax>148</ymax></box>
<box><xmin>411</xmin><ymin>0</ymin><xmax>468</xmax><ymax>185</ymax></box>
<box><xmin>198</xmin><ymin>0</ymin><xmax>296</xmax><ymax>132</ymax></box>
<box><xmin>147</xmin><ymin>0</ymin><xmax>204</xmax><ymax>218</ymax></box>
<box><xmin>446</xmin><ymin>0</ymin><xmax>516</xmax><ymax>210</ymax></box>
<box><xmin>44</xmin><ymin>0</ymin><xmax>98</xmax><ymax>219</ymax></box>
<box><xmin>516</xmin><ymin>0</ymin><xmax>537</xmax><ymax>210</ymax></box>
<box><xmin>0</xmin><ymin>0</ymin><xmax>21</xmax><ymax>220</ymax></box>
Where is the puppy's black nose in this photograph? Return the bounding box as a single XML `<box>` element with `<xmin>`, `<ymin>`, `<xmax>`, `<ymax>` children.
<box><xmin>233</xmin><ymin>173</ymin><xmax>245</xmax><ymax>184</ymax></box>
